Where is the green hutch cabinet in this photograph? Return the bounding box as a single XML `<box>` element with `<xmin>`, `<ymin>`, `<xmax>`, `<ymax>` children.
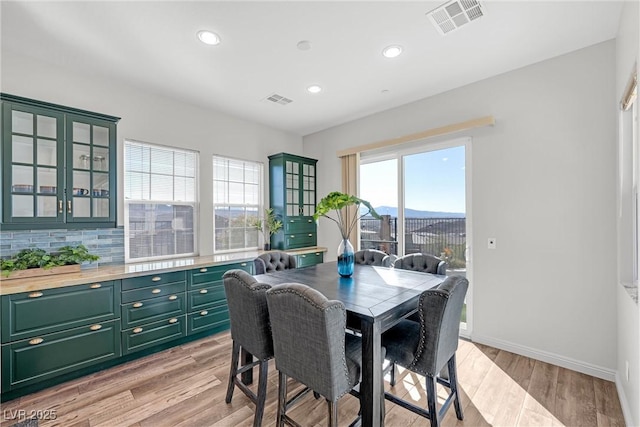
<box><xmin>268</xmin><ymin>153</ymin><xmax>318</xmax><ymax>250</ymax></box>
<box><xmin>1</xmin><ymin>94</ymin><xmax>119</xmax><ymax>229</ymax></box>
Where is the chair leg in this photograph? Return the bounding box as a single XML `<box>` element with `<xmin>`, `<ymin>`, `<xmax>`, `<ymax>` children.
<box><xmin>448</xmin><ymin>354</ymin><xmax>464</xmax><ymax>421</ymax></box>
<box><xmin>253</xmin><ymin>360</ymin><xmax>269</xmax><ymax>427</ymax></box>
<box><xmin>327</xmin><ymin>400</ymin><xmax>338</xmax><ymax>427</ymax></box>
<box><xmin>389</xmin><ymin>362</ymin><xmax>396</xmax><ymax>387</ymax></box>
<box><xmin>226</xmin><ymin>340</ymin><xmax>240</xmax><ymax>404</ymax></box>
<box><xmin>277</xmin><ymin>371</ymin><xmax>287</xmax><ymax>427</ymax></box>
<box><xmin>425</xmin><ymin>375</ymin><xmax>439</xmax><ymax>427</ymax></box>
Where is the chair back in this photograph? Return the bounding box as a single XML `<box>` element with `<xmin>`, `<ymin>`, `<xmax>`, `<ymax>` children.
<box><xmin>410</xmin><ymin>276</ymin><xmax>468</xmax><ymax>376</ymax></box>
<box><xmin>394</xmin><ymin>253</ymin><xmax>447</xmax><ymax>275</ymax></box>
<box><xmin>223</xmin><ymin>269</ymin><xmax>273</xmax><ymax>360</ymax></box>
<box><xmin>254</xmin><ymin>251</ymin><xmax>297</xmax><ymax>275</ymax></box>
<box><xmin>354</xmin><ymin>249</ymin><xmax>390</xmax><ymax>266</ymax></box>
<box><xmin>266</xmin><ymin>283</ymin><xmax>356</xmax><ymax>401</ymax></box>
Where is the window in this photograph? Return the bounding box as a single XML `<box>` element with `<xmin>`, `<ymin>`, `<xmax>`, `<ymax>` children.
<box><xmin>124</xmin><ymin>140</ymin><xmax>198</xmax><ymax>261</ymax></box>
<box><xmin>213</xmin><ymin>156</ymin><xmax>262</xmax><ymax>252</ymax></box>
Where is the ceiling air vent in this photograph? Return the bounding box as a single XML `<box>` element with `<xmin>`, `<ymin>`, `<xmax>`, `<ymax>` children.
<box><xmin>264</xmin><ymin>93</ymin><xmax>293</xmax><ymax>106</ymax></box>
<box><xmin>427</xmin><ymin>0</ymin><xmax>485</xmax><ymax>35</ymax></box>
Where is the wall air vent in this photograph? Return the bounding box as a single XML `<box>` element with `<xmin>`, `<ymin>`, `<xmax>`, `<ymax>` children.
<box><xmin>427</xmin><ymin>0</ymin><xmax>485</xmax><ymax>35</ymax></box>
<box><xmin>264</xmin><ymin>93</ymin><xmax>293</xmax><ymax>106</ymax></box>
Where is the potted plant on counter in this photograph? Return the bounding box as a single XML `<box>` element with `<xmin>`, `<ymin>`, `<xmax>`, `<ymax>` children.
<box><xmin>0</xmin><ymin>245</ymin><xmax>100</xmax><ymax>279</ymax></box>
<box><xmin>250</xmin><ymin>208</ymin><xmax>283</xmax><ymax>251</ymax></box>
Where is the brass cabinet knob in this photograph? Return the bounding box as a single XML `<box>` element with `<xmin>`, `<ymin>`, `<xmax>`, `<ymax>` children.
<box><xmin>151</xmin><ymin>289</ymin><xmax>161</xmax><ymax>294</ymax></box>
<box><xmin>301</xmin><ymin>255</ymin><xmax>306</xmax><ymax>258</ymax></box>
<box><xmin>315</xmin><ymin>253</ymin><xmax>320</xmax><ymax>256</ymax></box>
<box><xmin>133</xmin><ymin>327</ymin><xmax>143</xmax><ymax>334</ymax></box>
<box><xmin>151</xmin><ymin>276</ymin><xmax>162</xmax><ymax>282</ymax></box>
<box><xmin>199</xmin><ymin>268</ymin><xmax>208</xmax><ymax>273</ymax></box>
<box><xmin>200</xmin><ymin>289</ymin><xmax>208</xmax><ymax>294</ymax></box>
<box><xmin>168</xmin><ymin>295</ymin><xmax>177</xmax><ymax>300</ymax></box>
<box><xmin>200</xmin><ymin>310</ymin><xmax>208</xmax><ymax>316</ymax></box>
<box><xmin>308</xmin><ymin>234</ymin><xmax>313</xmax><ymax>237</ymax></box>
<box><xmin>89</xmin><ymin>324</ymin><xmax>102</xmax><ymax>331</ymax></box>
<box><xmin>28</xmin><ymin>292</ymin><xmax>43</xmax><ymax>298</ymax></box>
<box><xmin>291</xmin><ymin>235</ymin><xmax>295</xmax><ymax>238</ymax></box>
<box><xmin>90</xmin><ymin>283</ymin><xmax>102</xmax><ymax>289</ymax></box>
<box><xmin>169</xmin><ymin>318</ymin><xmax>178</xmax><ymax>324</ymax></box>
<box><xmin>307</xmin><ymin>219</ymin><xmax>312</xmax><ymax>223</ymax></box>
<box><xmin>133</xmin><ymin>302</ymin><xmax>143</xmax><ymax>308</ymax></box>
<box><xmin>241</xmin><ymin>263</ymin><xmax>247</xmax><ymax>267</ymax></box>
<box><xmin>29</xmin><ymin>338</ymin><xmax>44</xmax><ymax>345</ymax></box>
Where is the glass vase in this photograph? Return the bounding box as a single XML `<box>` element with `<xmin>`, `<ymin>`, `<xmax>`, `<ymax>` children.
<box><xmin>337</xmin><ymin>238</ymin><xmax>355</xmax><ymax>277</ymax></box>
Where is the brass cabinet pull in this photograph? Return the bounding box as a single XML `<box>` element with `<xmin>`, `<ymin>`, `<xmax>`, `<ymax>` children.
<box><xmin>28</xmin><ymin>292</ymin><xmax>43</xmax><ymax>298</ymax></box>
<box><xmin>133</xmin><ymin>302</ymin><xmax>143</xmax><ymax>308</ymax></box>
<box><xmin>133</xmin><ymin>327</ymin><xmax>143</xmax><ymax>334</ymax></box>
<box><xmin>58</xmin><ymin>200</ymin><xmax>63</xmax><ymax>213</ymax></box>
<box><xmin>315</xmin><ymin>252</ymin><xmax>320</xmax><ymax>256</ymax></box>
<box><xmin>199</xmin><ymin>289</ymin><xmax>208</xmax><ymax>294</ymax></box>
<box><xmin>241</xmin><ymin>263</ymin><xmax>247</xmax><ymax>267</ymax></box>
<box><xmin>308</xmin><ymin>234</ymin><xmax>313</xmax><ymax>237</ymax></box>
<box><xmin>301</xmin><ymin>255</ymin><xmax>306</xmax><ymax>258</ymax></box>
<box><xmin>168</xmin><ymin>295</ymin><xmax>177</xmax><ymax>300</ymax></box>
<box><xmin>29</xmin><ymin>338</ymin><xmax>44</xmax><ymax>345</ymax></box>
<box><xmin>151</xmin><ymin>288</ymin><xmax>161</xmax><ymax>294</ymax></box>
<box><xmin>89</xmin><ymin>324</ymin><xmax>102</xmax><ymax>331</ymax></box>
<box><xmin>307</xmin><ymin>219</ymin><xmax>312</xmax><ymax>223</ymax></box>
<box><xmin>151</xmin><ymin>276</ymin><xmax>162</xmax><ymax>282</ymax></box>
<box><xmin>90</xmin><ymin>283</ymin><xmax>102</xmax><ymax>289</ymax></box>
<box><xmin>67</xmin><ymin>200</ymin><xmax>72</xmax><ymax>213</ymax></box>
<box><xmin>291</xmin><ymin>235</ymin><xmax>295</xmax><ymax>239</ymax></box>
<box><xmin>290</xmin><ymin>220</ymin><xmax>295</xmax><ymax>223</ymax></box>
<box><xmin>200</xmin><ymin>310</ymin><xmax>208</xmax><ymax>316</ymax></box>
<box><xmin>169</xmin><ymin>318</ymin><xmax>178</xmax><ymax>324</ymax></box>
<box><xmin>199</xmin><ymin>268</ymin><xmax>208</xmax><ymax>273</ymax></box>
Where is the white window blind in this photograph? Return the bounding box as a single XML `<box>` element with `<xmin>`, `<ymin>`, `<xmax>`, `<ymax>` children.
<box><xmin>124</xmin><ymin>140</ymin><xmax>199</xmax><ymax>261</ymax></box>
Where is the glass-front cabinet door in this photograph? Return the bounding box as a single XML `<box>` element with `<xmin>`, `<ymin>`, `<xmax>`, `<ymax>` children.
<box><xmin>1</xmin><ymin>94</ymin><xmax>119</xmax><ymax>229</ymax></box>
<box><xmin>66</xmin><ymin>115</ymin><xmax>116</xmax><ymax>223</ymax></box>
<box><xmin>284</xmin><ymin>158</ymin><xmax>315</xmax><ymax>218</ymax></box>
<box><xmin>2</xmin><ymin>103</ymin><xmax>65</xmax><ymax>225</ymax></box>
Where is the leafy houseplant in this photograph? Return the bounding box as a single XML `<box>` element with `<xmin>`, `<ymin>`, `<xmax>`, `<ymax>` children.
<box><xmin>313</xmin><ymin>191</ymin><xmax>380</xmax><ymax>277</ymax></box>
<box><xmin>250</xmin><ymin>208</ymin><xmax>283</xmax><ymax>250</ymax></box>
<box><xmin>0</xmin><ymin>245</ymin><xmax>100</xmax><ymax>278</ymax></box>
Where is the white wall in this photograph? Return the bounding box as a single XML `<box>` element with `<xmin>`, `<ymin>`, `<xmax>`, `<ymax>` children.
<box><xmin>615</xmin><ymin>0</ymin><xmax>640</xmax><ymax>425</ymax></box>
<box><xmin>1</xmin><ymin>49</ymin><xmax>304</xmax><ymax>256</ymax></box>
<box><xmin>304</xmin><ymin>41</ymin><xmax>618</xmax><ymax>378</ymax></box>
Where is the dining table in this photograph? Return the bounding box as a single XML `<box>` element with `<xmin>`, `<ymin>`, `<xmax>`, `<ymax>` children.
<box><xmin>252</xmin><ymin>261</ymin><xmax>446</xmax><ymax>427</ymax></box>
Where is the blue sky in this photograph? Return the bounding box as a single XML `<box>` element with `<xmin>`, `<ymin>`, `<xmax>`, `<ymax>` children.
<box><xmin>359</xmin><ymin>145</ymin><xmax>465</xmax><ymax>214</ymax></box>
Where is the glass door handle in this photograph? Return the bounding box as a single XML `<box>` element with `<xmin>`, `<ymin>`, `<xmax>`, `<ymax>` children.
<box><xmin>67</xmin><ymin>200</ymin><xmax>72</xmax><ymax>213</ymax></box>
<box><xmin>58</xmin><ymin>200</ymin><xmax>63</xmax><ymax>213</ymax></box>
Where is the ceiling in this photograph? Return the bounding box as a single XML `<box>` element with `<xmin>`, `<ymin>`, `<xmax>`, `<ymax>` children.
<box><xmin>1</xmin><ymin>1</ymin><xmax>624</xmax><ymax>136</ymax></box>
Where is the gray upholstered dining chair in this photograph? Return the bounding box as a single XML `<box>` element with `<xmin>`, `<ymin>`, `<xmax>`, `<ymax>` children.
<box><xmin>382</xmin><ymin>275</ymin><xmax>469</xmax><ymax>427</ymax></box>
<box><xmin>265</xmin><ymin>283</ymin><xmax>363</xmax><ymax>427</ymax></box>
<box><xmin>222</xmin><ymin>269</ymin><xmax>273</xmax><ymax>427</ymax></box>
<box><xmin>354</xmin><ymin>249</ymin><xmax>392</xmax><ymax>267</ymax></box>
<box><xmin>393</xmin><ymin>253</ymin><xmax>447</xmax><ymax>275</ymax></box>
<box><xmin>253</xmin><ymin>251</ymin><xmax>296</xmax><ymax>275</ymax></box>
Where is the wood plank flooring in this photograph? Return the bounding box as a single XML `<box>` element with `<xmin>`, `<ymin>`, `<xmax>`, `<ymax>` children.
<box><xmin>0</xmin><ymin>332</ymin><xmax>626</xmax><ymax>427</ymax></box>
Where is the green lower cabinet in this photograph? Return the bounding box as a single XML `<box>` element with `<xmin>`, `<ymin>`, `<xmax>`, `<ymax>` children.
<box><xmin>121</xmin><ymin>295</ymin><xmax>186</xmax><ymax>329</ymax></box>
<box><xmin>121</xmin><ymin>315</ymin><xmax>186</xmax><ymax>355</ymax></box>
<box><xmin>188</xmin><ymin>262</ymin><xmax>252</xmax><ymax>290</ymax></box>
<box><xmin>187</xmin><ymin>285</ymin><xmax>226</xmax><ymax>312</ymax></box>
<box><xmin>187</xmin><ymin>303</ymin><xmax>229</xmax><ymax>335</ymax></box>
<box><xmin>297</xmin><ymin>251</ymin><xmax>324</xmax><ymax>268</ymax></box>
<box><xmin>285</xmin><ymin>233</ymin><xmax>316</xmax><ymax>249</ymax></box>
<box><xmin>121</xmin><ymin>281</ymin><xmax>185</xmax><ymax>304</ymax></box>
<box><xmin>1</xmin><ymin>319</ymin><xmax>121</xmax><ymax>391</ymax></box>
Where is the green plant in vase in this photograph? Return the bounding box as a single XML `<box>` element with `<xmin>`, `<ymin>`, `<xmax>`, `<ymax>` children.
<box><xmin>250</xmin><ymin>208</ymin><xmax>283</xmax><ymax>250</ymax></box>
<box><xmin>313</xmin><ymin>191</ymin><xmax>380</xmax><ymax>277</ymax></box>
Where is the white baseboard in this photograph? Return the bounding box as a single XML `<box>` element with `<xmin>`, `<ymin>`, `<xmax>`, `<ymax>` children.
<box><xmin>471</xmin><ymin>333</ymin><xmax>616</xmax><ymax>382</ymax></box>
<box><xmin>615</xmin><ymin>372</ymin><xmax>638</xmax><ymax>427</ymax></box>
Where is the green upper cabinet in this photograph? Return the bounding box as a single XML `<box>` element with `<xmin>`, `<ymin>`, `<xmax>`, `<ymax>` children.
<box><xmin>268</xmin><ymin>153</ymin><xmax>318</xmax><ymax>250</ymax></box>
<box><xmin>1</xmin><ymin>94</ymin><xmax>119</xmax><ymax>229</ymax></box>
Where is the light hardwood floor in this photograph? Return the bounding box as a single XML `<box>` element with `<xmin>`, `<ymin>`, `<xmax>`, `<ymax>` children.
<box><xmin>0</xmin><ymin>331</ymin><xmax>626</xmax><ymax>427</ymax></box>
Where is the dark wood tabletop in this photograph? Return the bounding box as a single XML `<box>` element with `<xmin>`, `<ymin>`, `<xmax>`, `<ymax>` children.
<box><xmin>254</xmin><ymin>261</ymin><xmax>445</xmax><ymax>427</ymax></box>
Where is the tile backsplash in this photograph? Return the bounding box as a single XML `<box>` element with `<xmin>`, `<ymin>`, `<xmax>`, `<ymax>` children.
<box><xmin>0</xmin><ymin>227</ymin><xmax>124</xmax><ymax>267</ymax></box>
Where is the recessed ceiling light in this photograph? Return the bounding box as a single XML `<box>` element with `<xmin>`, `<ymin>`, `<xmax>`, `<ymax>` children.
<box><xmin>382</xmin><ymin>45</ymin><xmax>403</xmax><ymax>58</ymax></box>
<box><xmin>197</xmin><ymin>30</ymin><xmax>220</xmax><ymax>45</ymax></box>
<box><xmin>307</xmin><ymin>85</ymin><xmax>322</xmax><ymax>94</ymax></box>
<box><xmin>297</xmin><ymin>40</ymin><xmax>312</xmax><ymax>51</ymax></box>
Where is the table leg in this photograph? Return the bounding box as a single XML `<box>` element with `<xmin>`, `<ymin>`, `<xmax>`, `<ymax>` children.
<box><xmin>241</xmin><ymin>348</ymin><xmax>254</xmax><ymax>385</ymax></box>
<box><xmin>360</xmin><ymin>319</ymin><xmax>383</xmax><ymax>427</ymax></box>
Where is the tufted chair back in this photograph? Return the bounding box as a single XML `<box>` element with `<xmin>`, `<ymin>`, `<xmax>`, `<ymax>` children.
<box><xmin>254</xmin><ymin>251</ymin><xmax>297</xmax><ymax>275</ymax></box>
<box><xmin>393</xmin><ymin>253</ymin><xmax>447</xmax><ymax>275</ymax></box>
<box><xmin>354</xmin><ymin>249</ymin><xmax>391</xmax><ymax>267</ymax></box>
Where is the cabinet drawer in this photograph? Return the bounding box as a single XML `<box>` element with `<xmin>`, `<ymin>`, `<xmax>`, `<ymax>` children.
<box><xmin>187</xmin><ymin>305</ymin><xmax>229</xmax><ymax>335</ymax></box>
<box><xmin>1</xmin><ymin>281</ymin><xmax>120</xmax><ymax>343</ymax></box>
<box><xmin>285</xmin><ymin>233</ymin><xmax>317</xmax><ymax>249</ymax></box>
<box><xmin>122</xmin><ymin>271</ymin><xmax>186</xmax><ymax>291</ymax></box>
<box><xmin>1</xmin><ymin>319</ymin><xmax>121</xmax><ymax>392</ymax></box>
<box><xmin>121</xmin><ymin>282</ymin><xmax>186</xmax><ymax>304</ymax></box>
<box><xmin>297</xmin><ymin>252</ymin><xmax>324</xmax><ymax>268</ymax></box>
<box><xmin>188</xmin><ymin>262</ymin><xmax>252</xmax><ymax>290</ymax></box>
<box><xmin>121</xmin><ymin>316</ymin><xmax>186</xmax><ymax>355</ymax></box>
<box><xmin>187</xmin><ymin>285</ymin><xmax>226</xmax><ymax>311</ymax></box>
<box><xmin>284</xmin><ymin>217</ymin><xmax>315</xmax><ymax>234</ymax></box>
<box><xmin>121</xmin><ymin>294</ymin><xmax>186</xmax><ymax>329</ymax></box>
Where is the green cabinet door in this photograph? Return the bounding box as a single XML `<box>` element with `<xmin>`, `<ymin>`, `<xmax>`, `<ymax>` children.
<box><xmin>1</xmin><ymin>319</ymin><xmax>121</xmax><ymax>392</ymax></box>
<box><xmin>297</xmin><ymin>251</ymin><xmax>324</xmax><ymax>268</ymax></box>
<box><xmin>121</xmin><ymin>316</ymin><xmax>186</xmax><ymax>355</ymax></box>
